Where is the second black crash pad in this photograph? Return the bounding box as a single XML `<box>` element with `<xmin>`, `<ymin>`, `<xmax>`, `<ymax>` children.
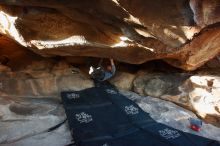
<box><xmin>61</xmin><ymin>82</ymin><xmax>220</xmax><ymax>146</ymax></box>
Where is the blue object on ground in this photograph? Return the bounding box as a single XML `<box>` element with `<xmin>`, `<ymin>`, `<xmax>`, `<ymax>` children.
<box><xmin>189</xmin><ymin>118</ymin><xmax>203</xmax><ymax>131</ymax></box>
<box><xmin>61</xmin><ymin>82</ymin><xmax>220</xmax><ymax>146</ymax></box>
<box><xmin>189</xmin><ymin>118</ymin><xmax>203</xmax><ymax>128</ymax></box>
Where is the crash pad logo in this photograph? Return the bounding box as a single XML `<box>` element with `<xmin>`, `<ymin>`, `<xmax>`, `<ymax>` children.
<box><xmin>75</xmin><ymin>112</ymin><xmax>93</xmax><ymax>123</ymax></box>
<box><xmin>159</xmin><ymin>128</ymin><xmax>180</xmax><ymax>139</ymax></box>
<box><xmin>125</xmin><ymin>105</ymin><xmax>139</xmax><ymax>115</ymax></box>
<box><xmin>67</xmin><ymin>93</ymin><xmax>80</xmax><ymax>99</ymax></box>
<box><xmin>102</xmin><ymin>143</ymin><xmax>109</xmax><ymax>146</ymax></box>
<box><xmin>106</xmin><ymin>89</ymin><xmax>117</xmax><ymax>95</ymax></box>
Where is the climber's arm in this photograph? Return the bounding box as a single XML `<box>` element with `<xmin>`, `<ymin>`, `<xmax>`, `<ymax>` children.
<box><xmin>110</xmin><ymin>59</ymin><xmax>116</xmax><ymax>74</ymax></box>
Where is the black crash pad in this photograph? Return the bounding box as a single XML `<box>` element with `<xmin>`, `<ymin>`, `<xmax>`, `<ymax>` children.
<box><xmin>61</xmin><ymin>82</ymin><xmax>220</xmax><ymax>146</ymax></box>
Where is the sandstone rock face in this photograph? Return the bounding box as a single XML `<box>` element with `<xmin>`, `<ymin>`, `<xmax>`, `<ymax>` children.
<box><xmin>190</xmin><ymin>0</ymin><xmax>220</xmax><ymax>27</ymax></box>
<box><xmin>109</xmin><ymin>71</ymin><xmax>136</xmax><ymax>90</ymax></box>
<box><xmin>0</xmin><ymin>61</ymin><xmax>94</xmax><ymax>98</ymax></box>
<box><xmin>133</xmin><ymin>71</ymin><xmax>220</xmax><ymax>127</ymax></box>
<box><xmin>0</xmin><ymin>0</ymin><xmax>220</xmax><ymax>70</ymax></box>
<box><xmin>0</xmin><ymin>96</ymin><xmax>72</xmax><ymax>146</ymax></box>
<box><xmin>0</xmin><ymin>63</ymin><xmax>93</xmax><ymax>145</ymax></box>
<box><xmin>189</xmin><ymin>75</ymin><xmax>220</xmax><ymax>126</ymax></box>
<box><xmin>0</xmin><ymin>36</ymin><xmax>46</xmax><ymax>70</ymax></box>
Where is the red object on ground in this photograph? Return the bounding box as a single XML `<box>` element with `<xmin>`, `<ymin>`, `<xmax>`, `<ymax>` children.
<box><xmin>190</xmin><ymin>125</ymin><xmax>201</xmax><ymax>132</ymax></box>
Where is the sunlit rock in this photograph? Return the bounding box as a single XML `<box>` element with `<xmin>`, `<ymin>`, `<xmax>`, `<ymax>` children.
<box><xmin>133</xmin><ymin>72</ymin><xmax>220</xmax><ymax>126</ymax></box>
<box><xmin>0</xmin><ymin>0</ymin><xmax>219</xmax><ymax>70</ymax></box>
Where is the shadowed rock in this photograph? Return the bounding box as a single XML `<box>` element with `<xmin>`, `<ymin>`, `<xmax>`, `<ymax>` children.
<box><xmin>0</xmin><ymin>0</ymin><xmax>219</xmax><ymax>70</ymax></box>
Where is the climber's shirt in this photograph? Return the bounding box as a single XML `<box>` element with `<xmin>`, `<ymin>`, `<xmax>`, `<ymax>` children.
<box><xmin>89</xmin><ymin>64</ymin><xmax>116</xmax><ymax>81</ymax></box>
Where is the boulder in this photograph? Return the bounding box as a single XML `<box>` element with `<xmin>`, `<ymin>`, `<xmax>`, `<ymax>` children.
<box><xmin>0</xmin><ymin>61</ymin><xmax>93</xmax><ymax>145</ymax></box>
<box><xmin>133</xmin><ymin>71</ymin><xmax>220</xmax><ymax>126</ymax></box>
<box><xmin>0</xmin><ymin>61</ymin><xmax>94</xmax><ymax>98</ymax></box>
<box><xmin>189</xmin><ymin>75</ymin><xmax>220</xmax><ymax>126</ymax></box>
<box><xmin>0</xmin><ymin>36</ymin><xmax>46</xmax><ymax>71</ymax></box>
<box><xmin>0</xmin><ymin>0</ymin><xmax>220</xmax><ymax>70</ymax></box>
<box><xmin>109</xmin><ymin>71</ymin><xmax>136</xmax><ymax>90</ymax></box>
<box><xmin>0</xmin><ymin>95</ymin><xmax>72</xmax><ymax>146</ymax></box>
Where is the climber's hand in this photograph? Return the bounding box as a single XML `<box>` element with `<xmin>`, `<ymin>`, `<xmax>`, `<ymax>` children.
<box><xmin>110</xmin><ymin>59</ymin><xmax>114</xmax><ymax>65</ymax></box>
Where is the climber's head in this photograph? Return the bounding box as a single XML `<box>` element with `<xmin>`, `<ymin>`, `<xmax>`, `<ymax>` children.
<box><xmin>107</xmin><ymin>65</ymin><xmax>112</xmax><ymax>71</ymax></box>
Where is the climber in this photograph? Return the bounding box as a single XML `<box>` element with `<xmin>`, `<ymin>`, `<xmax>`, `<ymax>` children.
<box><xmin>89</xmin><ymin>58</ymin><xmax>116</xmax><ymax>82</ymax></box>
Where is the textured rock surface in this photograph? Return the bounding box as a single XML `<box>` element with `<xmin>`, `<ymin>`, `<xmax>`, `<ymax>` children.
<box><xmin>0</xmin><ymin>96</ymin><xmax>72</xmax><ymax>146</ymax></box>
<box><xmin>0</xmin><ymin>64</ymin><xmax>93</xmax><ymax>145</ymax></box>
<box><xmin>0</xmin><ymin>61</ymin><xmax>94</xmax><ymax>98</ymax></box>
<box><xmin>109</xmin><ymin>71</ymin><xmax>136</xmax><ymax>90</ymax></box>
<box><xmin>0</xmin><ymin>0</ymin><xmax>220</xmax><ymax>70</ymax></box>
<box><xmin>0</xmin><ymin>36</ymin><xmax>89</xmax><ymax>71</ymax></box>
<box><xmin>0</xmin><ymin>36</ymin><xmax>46</xmax><ymax>70</ymax></box>
<box><xmin>133</xmin><ymin>71</ymin><xmax>220</xmax><ymax>126</ymax></box>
